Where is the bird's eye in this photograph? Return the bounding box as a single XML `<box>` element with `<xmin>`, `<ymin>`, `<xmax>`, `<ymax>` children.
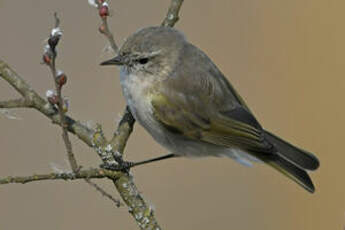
<box><xmin>138</xmin><ymin>58</ymin><xmax>149</xmax><ymax>64</ymax></box>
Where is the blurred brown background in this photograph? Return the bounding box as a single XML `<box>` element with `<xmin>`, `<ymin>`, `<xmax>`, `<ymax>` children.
<box><xmin>0</xmin><ymin>0</ymin><xmax>343</xmax><ymax>229</ymax></box>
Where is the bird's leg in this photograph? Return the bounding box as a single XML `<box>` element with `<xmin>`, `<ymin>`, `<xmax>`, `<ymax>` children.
<box><xmin>128</xmin><ymin>153</ymin><xmax>178</xmax><ymax>168</ymax></box>
<box><xmin>101</xmin><ymin>153</ymin><xmax>178</xmax><ymax>172</ymax></box>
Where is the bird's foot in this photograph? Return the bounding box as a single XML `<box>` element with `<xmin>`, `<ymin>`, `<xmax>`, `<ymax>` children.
<box><xmin>100</xmin><ymin>161</ymin><xmax>134</xmax><ymax>172</ymax></box>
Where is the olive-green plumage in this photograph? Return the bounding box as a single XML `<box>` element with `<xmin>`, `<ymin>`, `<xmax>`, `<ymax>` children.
<box><xmin>101</xmin><ymin>26</ymin><xmax>319</xmax><ymax>193</ymax></box>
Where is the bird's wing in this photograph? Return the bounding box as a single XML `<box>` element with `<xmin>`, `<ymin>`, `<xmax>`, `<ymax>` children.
<box><xmin>151</xmin><ymin>43</ymin><xmax>273</xmax><ymax>154</ymax></box>
<box><xmin>151</xmin><ymin>94</ymin><xmax>272</xmax><ymax>154</ymax></box>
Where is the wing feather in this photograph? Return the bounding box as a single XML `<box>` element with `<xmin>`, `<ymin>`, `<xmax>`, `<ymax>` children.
<box><xmin>151</xmin><ymin>94</ymin><xmax>272</xmax><ymax>154</ymax></box>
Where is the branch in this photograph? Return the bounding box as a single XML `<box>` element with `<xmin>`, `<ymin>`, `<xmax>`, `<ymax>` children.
<box><xmin>0</xmin><ymin>168</ymin><xmax>121</xmax><ymax>185</ymax></box>
<box><xmin>0</xmin><ymin>61</ymin><xmax>38</xmax><ymax>98</ymax></box>
<box><xmin>0</xmin><ymin>60</ymin><xmax>98</xmax><ymax>146</ymax></box>
<box><xmin>0</xmin><ymin>98</ymin><xmax>32</xmax><ymax>108</ymax></box>
<box><xmin>47</xmin><ymin>13</ymin><xmax>79</xmax><ymax>172</ymax></box>
<box><xmin>109</xmin><ymin>106</ymin><xmax>135</xmax><ymax>151</ymax></box>
<box><xmin>161</xmin><ymin>0</ymin><xmax>184</xmax><ymax>27</ymax></box>
<box><xmin>47</xmin><ymin>13</ymin><xmax>122</xmax><ymax>205</ymax></box>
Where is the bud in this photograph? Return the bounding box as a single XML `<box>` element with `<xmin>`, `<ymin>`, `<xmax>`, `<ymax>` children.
<box><xmin>42</xmin><ymin>44</ymin><xmax>55</xmax><ymax>65</ymax></box>
<box><xmin>51</xmin><ymin>27</ymin><xmax>63</xmax><ymax>38</ymax></box>
<box><xmin>56</xmin><ymin>70</ymin><xmax>67</xmax><ymax>88</ymax></box>
<box><xmin>46</xmin><ymin>90</ymin><xmax>58</xmax><ymax>105</ymax></box>
<box><xmin>99</xmin><ymin>4</ymin><xmax>109</xmax><ymax>18</ymax></box>
<box><xmin>99</xmin><ymin>24</ymin><xmax>106</xmax><ymax>34</ymax></box>
<box><xmin>46</xmin><ymin>89</ymin><xmax>55</xmax><ymax>98</ymax></box>
<box><xmin>42</xmin><ymin>54</ymin><xmax>52</xmax><ymax>65</ymax></box>
<box><xmin>48</xmin><ymin>36</ymin><xmax>60</xmax><ymax>50</ymax></box>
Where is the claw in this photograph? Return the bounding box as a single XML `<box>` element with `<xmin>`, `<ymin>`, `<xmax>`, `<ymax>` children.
<box><xmin>100</xmin><ymin>161</ymin><xmax>134</xmax><ymax>172</ymax></box>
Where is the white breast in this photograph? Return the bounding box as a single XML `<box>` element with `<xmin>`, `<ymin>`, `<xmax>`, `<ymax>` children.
<box><xmin>120</xmin><ymin>68</ymin><xmax>151</xmax><ymax>120</ymax></box>
<box><xmin>119</xmin><ymin>68</ymin><xmax>167</xmax><ymax>141</ymax></box>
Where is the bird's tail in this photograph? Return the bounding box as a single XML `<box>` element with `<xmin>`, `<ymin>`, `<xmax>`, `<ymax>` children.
<box><xmin>266</xmin><ymin>155</ymin><xmax>315</xmax><ymax>193</ymax></box>
<box><xmin>264</xmin><ymin>130</ymin><xmax>320</xmax><ymax>170</ymax></box>
<box><xmin>261</xmin><ymin>130</ymin><xmax>320</xmax><ymax>193</ymax></box>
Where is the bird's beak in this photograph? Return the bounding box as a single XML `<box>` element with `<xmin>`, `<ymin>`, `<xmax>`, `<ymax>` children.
<box><xmin>100</xmin><ymin>56</ymin><xmax>124</xmax><ymax>66</ymax></box>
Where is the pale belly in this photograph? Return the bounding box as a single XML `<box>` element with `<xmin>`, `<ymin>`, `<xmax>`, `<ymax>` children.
<box><xmin>119</xmin><ymin>69</ymin><xmax>259</xmax><ymax>166</ymax></box>
<box><xmin>120</xmin><ymin>70</ymin><xmax>177</xmax><ymax>151</ymax></box>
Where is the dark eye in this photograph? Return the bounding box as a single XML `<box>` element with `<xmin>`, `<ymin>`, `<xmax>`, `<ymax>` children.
<box><xmin>138</xmin><ymin>58</ymin><xmax>149</xmax><ymax>64</ymax></box>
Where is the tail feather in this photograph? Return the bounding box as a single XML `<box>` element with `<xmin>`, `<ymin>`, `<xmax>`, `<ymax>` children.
<box><xmin>267</xmin><ymin>155</ymin><xmax>315</xmax><ymax>193</ymax></box>
<box><xmin>264</xmin><ymin>130</ymin><xmax>320</xmax><ymax>170</ymax></box>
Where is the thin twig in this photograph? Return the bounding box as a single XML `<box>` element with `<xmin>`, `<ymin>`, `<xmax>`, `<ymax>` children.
<box><xmin>48</xmin><ymin>13</ymin><xmax>119</xmax><ymax>205</ymax></box>
<box><xmin>97</xmin><ymin>2</ymin><xmax>119</xmax><ymax>53</ymax></box>
<box><xmin>0</xmin><ymin>168</ymin><xmax>121</xmax><ymax>185</ymax></box>
<box><xmin>96</xmin><ymin>3</ymin><xmax>135</xmax><ymax>147</ymax></box>
<box><xmin>161</xmin><ymin>0</ymin><xmax>184</xmax><ymax>27</ymax></box>
<box><xmin>48</xmin><ymin>13</ymin><xmax>79</xmax><ymax>172</ymax></box>
<box><xmin>54</xmin><ymin>12</ymin><xmax>60</xmax><ymax>28</ymax></box>
<box><xmin>100</xmin><ymin>17</ymin><xmax>118</xmax><ymax>53</ymax></box>
<box><xmin>85</xmin><ymin>179</ymin><xmax>122</xmax><ymax>207</ymax></box>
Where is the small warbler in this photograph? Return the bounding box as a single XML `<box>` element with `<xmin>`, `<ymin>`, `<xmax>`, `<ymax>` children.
<box><xmin>101</xmin><ymin>26</ymin><xmax>319</xmax><ymax>193</ymax></box>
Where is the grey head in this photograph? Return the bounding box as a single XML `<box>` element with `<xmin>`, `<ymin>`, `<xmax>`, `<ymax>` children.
<box><xmin>101</xmin><ymin>26</ymin><xmax>186</xmax><ymax>79</ymax></box>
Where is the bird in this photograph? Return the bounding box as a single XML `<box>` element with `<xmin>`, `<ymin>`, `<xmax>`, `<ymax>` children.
<box><xmin>101</xmin><ymin>26</ymin><xmax>319</xmax><ymax>193</ymax></box>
